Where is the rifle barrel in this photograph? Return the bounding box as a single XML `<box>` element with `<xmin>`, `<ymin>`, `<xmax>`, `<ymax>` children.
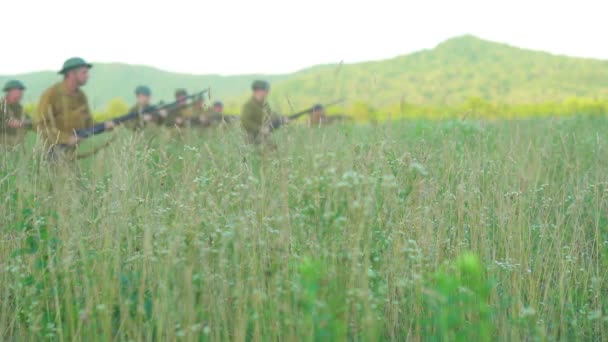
<box><xmin>75</xmin><ymin>88</ymin><xmax>211</xmax><ymax>138</ymax></box>
<box><xmin>287</xmin><ymin>98</ymin><xmax>346</xmax><ymax>121</ymax></box>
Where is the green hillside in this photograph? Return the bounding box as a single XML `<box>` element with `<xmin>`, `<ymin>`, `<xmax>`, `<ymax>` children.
<box><xmin>2</xmin><ymin>35</ymin><xmax>608</xmax><ymax>112</ymax></box>
<box><xmin>271</xmin><ymin>35</ymin><xmax>608</xmax><ymax>110</ymax></box>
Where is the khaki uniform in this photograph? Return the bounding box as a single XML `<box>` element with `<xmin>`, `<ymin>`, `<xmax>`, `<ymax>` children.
<box><xmin>241</xmin><ymin>96</ymin><xmax>274</xmax><ymax>143</ymax></box>
<box><xmin>189</xmin><ymin>102</ymin><xmax>207</xmax><ymax>126</ymax></box>
<box><xmin>191</xmin><ymin>107</ymin><xmax>222</xmax><ymax>128</ymax></box>
<box><xmin>37</xmin><ymin>82</ymin><xmax>94</xmax><ymax>155</ymax></box>
<box><xmin>124</xmin><ymin>104</ymin><xmax>149</xmax><ymax>131</ymax></box>
<box><xmin>165</xmin><ymin>105</ymin><xmax>193</xmax><ymax>127</ymax></box>
<box><xmin>310</xmin><ymin>111</ymin><xmax>327</xmax><ymax>126</ymax></box>
<box><xmin>180</xmin><ymin>106</ymin><xmax>195</xmax><ymax>120</ymax></box>
<box><xmin>207</xmin><ymin>110</ymin><xmax>228</xmax><ymax>125</ymax></box>
<box><xmin>0</xmin><ymin>99</ymin><xmax>28</xmax><ymax>146</ymax></box>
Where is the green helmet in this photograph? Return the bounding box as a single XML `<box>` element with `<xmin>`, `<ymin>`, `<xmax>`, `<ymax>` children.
<box><xmin>2</xmin><ymin>80</ymin><xmax>26</xmax><ymax>92</ymax></box>
<box><xmin>213</xmin><ymin>101</ymin><xmax>224</xmax><ymax>108</ymax></box>
<box><xmin>175</xmin><ymin>88</ymin><xmax>188</xmax><ymax>97</ymax></box>
<box><xmin>135</xmin><ymin>85</ymin><xmax>151</xmax><ymax>96</ymax></box>
<box><xmin>251</xmin><ymin>80</ymin><xmax>270</xmax><ymax>91</ymax></box>
<box><xmin>59</xmin><ymin>57</ymin><xmax>93</xmax><ymax>74</ymax></box>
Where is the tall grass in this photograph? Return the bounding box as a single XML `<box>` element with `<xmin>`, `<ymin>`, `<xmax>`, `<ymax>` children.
<box><xmin>1</xmin><ymin>117</ymin><xmax>607</xmax><ymax>341</ymax></box>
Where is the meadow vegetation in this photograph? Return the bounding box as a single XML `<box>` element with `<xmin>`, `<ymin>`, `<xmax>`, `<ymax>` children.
<box><xmin>1</xmin><ymin>116</ymin><xmax>607</xmax><ymax>340</ymax></box>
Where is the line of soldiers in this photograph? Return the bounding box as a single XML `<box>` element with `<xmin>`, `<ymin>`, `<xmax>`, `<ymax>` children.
<box><xmin>123</xmin><ymin>85</ymin><xmax>231</xmax><ymax>130</ymax></box>
<box><xmin>1</xmin><ymin>57</ymin><xmax>344</xmax><ymax>157</ymax></box>
<box><xmin>240</xmin><ymin>80</ymin><xmax>348</xmax><ymax>144</ymax></box>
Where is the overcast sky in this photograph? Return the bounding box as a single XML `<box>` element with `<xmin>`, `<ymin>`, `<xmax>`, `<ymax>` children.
<box><xmin>3</xmin><ymin>0</ymin><xmax>606</xmax><ymax>75</ymax></box>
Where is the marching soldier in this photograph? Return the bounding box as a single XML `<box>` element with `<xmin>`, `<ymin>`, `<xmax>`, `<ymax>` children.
<box><xmin>165</xmin><ymin>88</ymin><xmax>192</xmax><ymax>127</ymax></box>
<box><xmin>191</xmin><ymin>94</ymin><xmax>206</xmax><ymax>124</ymax></box>
<box><xmin>309</xmin><ymin>103</ymin><xmax>350</xmax><ymax>126</ymax></box>
<box><xmin>210</xmin><ymin>101</ymin><xmax>238</xmax><ymax>124</ymax></box>
<box><xmin>241</xmin><ymin>80</ymin><xmax>285</xmax><ymax>145</ymax></box>
<box><xmin>125</xmin><ymin>85</ymin><xmax>157</xmax><ymax>130</ymax></box>
<box><xmin>212</xmin><ymin>101</ymin><xmax>224</xmax><ymax>115</ymax></box>
<box><xmin>194</xmin><ymin>100</ymin><xmax>224</xmax><ymax>128</ymax></box>
<box><xmin>1</xmin><ymin>80</ymin><xmax>30</xmax><ymax>146</ymax></box>
<box><xmin>37</xmin><ymin>57</ymin><xmax>115</xmax><ymax>159</ymax></box>
<box><xmin>208</xmin><ymin>100</ymin><xmax>231</xmax><ymax>125</ymax></box>
<box><xmin>310</xmin><ymin>104</ymin><xmax>327</xmax><ymax>126</ymax></box>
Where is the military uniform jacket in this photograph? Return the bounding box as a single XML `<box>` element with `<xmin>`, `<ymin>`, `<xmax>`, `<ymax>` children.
<box><xmin>207</xmin><ymin>110</ymin><xmax>227</xmax><ymax>124</ymax></box>
<box><xmin>125</xmin><ymin>104</ymin><xmax>149</xmax><ymax>131</ymax></box>
<box><xmin>0</xmin><ymin>98</ymin><xmax>27</xmax><ymax>145</ymax></box>
<box><xmin>165</xmin><ymin>104</ymin><xmax>193</xmax><ymax>126</ymax></box>
<box><xmin>37</xmin><ymin>82</ymin><xmax>94</xmax><ymax>145</ymax></box>
<box><xmin>241</xmin><ymin>96</ymin><xmax>272</xmax><ymax>136</ymax></box>
<box><xmin>310</xmin><ymin>111</ymin><xmax>328</xmax><ymax>126</ymax></box>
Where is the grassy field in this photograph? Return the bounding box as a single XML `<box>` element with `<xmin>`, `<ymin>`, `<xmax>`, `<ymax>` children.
<box><xmin>1</xmin><ymin>117</ymin><xmax>608</xmax><ymax>341</ymax></box>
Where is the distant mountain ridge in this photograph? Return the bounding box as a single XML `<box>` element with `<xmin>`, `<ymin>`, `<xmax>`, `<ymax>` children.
<box><xmin>2</xmin><ymin>35</ymin><xmax>608</xmax><ymax>111</ymax></box>
<box><xmin>0</xmin><ymin>64</ymin><xmax>288</xmax><ymax>110</ymax></box>
<box><xmin>270</xmin><ymin>35</ymin><xmax>608</xmax><ymax>110</ymax></box>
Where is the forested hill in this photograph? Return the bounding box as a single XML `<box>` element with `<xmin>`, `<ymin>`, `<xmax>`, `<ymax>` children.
<box><xmin>271</xmin><ymin>35</ymin><xmax>608</xmax><ymax>109</ymax></box>
<box><xmin>3</xmin><ymin>35</ymin><xmax>608</xmax><ymax>110</ymax></box>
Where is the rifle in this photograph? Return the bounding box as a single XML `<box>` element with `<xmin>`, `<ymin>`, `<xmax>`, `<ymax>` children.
<box><xmin>190</xmin><ymin>112</ymin><xmax>240</xmax><ymax>127</ymax></box>
<box><xmin>75</xmin><ymin>88</ymin><xmax>211</xmax><ymax>138</ymax></box>
<box><xmin>270</xmin><ymin>98</ymin><xmax>345</xmax><ymax>130</ymax></box>
<box><xmin>325</xmin><ymin>114</ymin><xmax>353</xmax><ymax>122</ymax></box>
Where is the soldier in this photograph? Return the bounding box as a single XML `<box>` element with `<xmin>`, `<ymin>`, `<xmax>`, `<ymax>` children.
<box><xmin>194</xmin><ymin>100</ymin><xmax>225</xmax><ymax>128</ymax></box>
<box><xmin>208</xmin><ymin>100</ymin><xmax>229</xmax><ymax>124</ymax></box>
<box><xmin>209</xmin><ymin>101</ymin><xmax>238</xmax><ymax>124</ymax></box>
<box><xmin>212</xmin><ymin>101</ymin><xmax>224</xmax><ymax>115</ymax></box>
<box><xmin>189</xmin><ymin>94</ymin><xmax>210</xmax><ymax>127</ymax></box>
<box><xmin>310</xmin><ymin>104</ymin><xmax>327</xmax><ymax>126</ymax></box>
<box><xmin>309</xmin><ymin>103</ymin><xmax>350</xmax><ymax>126</ymax></box>
<box><xmin>165</xmin><ymin>88</ymin><xmax>192</xmax><ymax>127</ymax></box>
<box><xmin>37</xmin><ymin>57</ymin><xmax>115</xmax><ymax>159</ymax></box>
<box><xmin>241</xmin><ymin>80</ymin><xmax>286</xmax><ymax>144</ymax></box>
<box><xmin>1</xmin><ymin>80</ymin><xmax>30</xmax><ymax>146</ymax></box>
<box><xmin>175</xmin><ymin>89</ymin><xmax>188</xmax><ymax>109</ymax></box>
<box><xmin>125</xmin><ymin>85</ymin><xmax>157</xmax><ymax>130</ymax></box>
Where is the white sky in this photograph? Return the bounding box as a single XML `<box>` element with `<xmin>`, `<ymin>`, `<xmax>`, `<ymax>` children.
<box><xmin>3</xmin><ymin>0</ymin><xmax>607</xmax><ymax>75</ymax></box>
